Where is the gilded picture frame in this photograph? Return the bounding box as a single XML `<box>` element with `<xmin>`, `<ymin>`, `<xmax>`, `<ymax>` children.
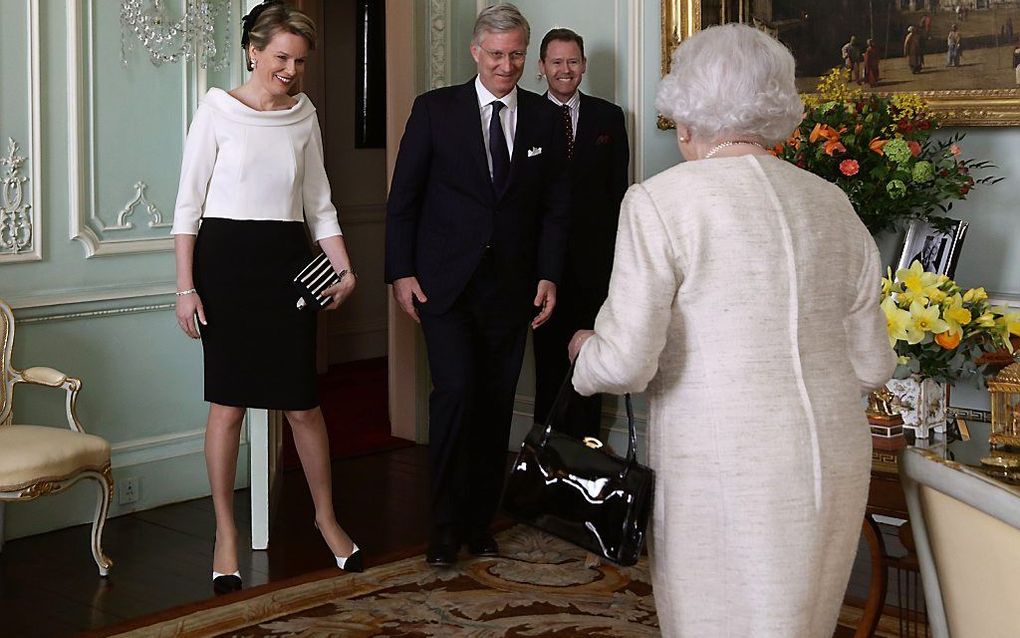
<box><xmin>660</xmin><ymin>0</ymin><xmax>1020</xmax><ymax>129</ymax></box>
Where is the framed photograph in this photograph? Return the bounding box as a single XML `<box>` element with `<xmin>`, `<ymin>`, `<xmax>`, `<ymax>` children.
<box><xmin>897</xmin><ymin>217</ymin><xmax>968</xmax><ymax>278</ymax></box>
<box><xmin>661</xmin><ymin>0</ymin><xmax>1020</xmax><ymax>127</ymax></box>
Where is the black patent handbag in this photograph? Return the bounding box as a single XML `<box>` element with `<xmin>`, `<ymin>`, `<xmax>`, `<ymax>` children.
<box><xmin>501</xmin><ymin>365</ymin><xmax>654</xmax><ymax>566</ymax></box>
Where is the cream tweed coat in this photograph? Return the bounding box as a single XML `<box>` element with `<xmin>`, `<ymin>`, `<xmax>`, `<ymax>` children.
<box><xmin>573</xmin><ymin>154</ymin><xmax>896</xmax><ymax>637</ymax></box>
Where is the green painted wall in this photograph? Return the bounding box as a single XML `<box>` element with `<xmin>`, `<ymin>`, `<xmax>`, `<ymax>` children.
<box><xmin>1</xmin><ymin>0</ymin><xmax>248</xmax><ymax>541</ymax></box>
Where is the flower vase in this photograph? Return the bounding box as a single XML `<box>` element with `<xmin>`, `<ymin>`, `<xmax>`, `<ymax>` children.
<box><xmin>885</xmin><ymin>375</ymin><xmax>947</xmax><ymax>440</ymax></box>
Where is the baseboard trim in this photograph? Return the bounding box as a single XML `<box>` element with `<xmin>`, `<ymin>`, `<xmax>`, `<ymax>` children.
<box><xmin>111</xmin><ymin>427</ymin><xmax>207</xmax><ymax>468</ymax></box>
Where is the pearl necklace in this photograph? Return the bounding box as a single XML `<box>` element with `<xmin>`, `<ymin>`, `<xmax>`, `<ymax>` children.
<box><xmin>703</xmin><ymin>140</ymin><xmax>768</xmax><ymax>159</ymax></box>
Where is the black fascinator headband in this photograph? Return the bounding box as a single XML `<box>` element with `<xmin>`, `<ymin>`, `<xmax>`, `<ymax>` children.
<box><xmin>241</xmin><ymin>0</ymin><xmax>284</xmax><ymax>49</ymax></box>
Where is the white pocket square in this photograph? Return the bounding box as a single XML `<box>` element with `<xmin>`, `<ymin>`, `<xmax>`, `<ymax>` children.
<box><xmin>527</xmin><ymin>146</ymin><xmax>542</xmax><ymax>157</ymax></box>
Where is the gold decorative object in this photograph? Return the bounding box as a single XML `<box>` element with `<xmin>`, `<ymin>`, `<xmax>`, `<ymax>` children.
<box><xmin>980</xmin><ymin>453</ymin><xmax>1020</xmax><ymax>484</ymax></box>
<box><xmin>988</xmin><ymin>362</ymin><xmax>1020</xmax><ymax>451</ymax></box>
<box><xmin>659</xmin><ymin>1</ymin><xmax>1020</xmax><ymax>128</ymax></box>
<box><xmin>867</xmin><ymin>387</ymin><xmax>905</xmax><ymax>451</ymax></box>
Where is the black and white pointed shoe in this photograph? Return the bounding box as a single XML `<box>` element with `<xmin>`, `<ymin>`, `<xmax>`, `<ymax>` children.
<box><xmin>212</xmin><ymin>570</ymin><xmax>242</xmax><ymax>594</ymax></box>
<box><xmin>335</xmin><ymin>544</ymin><xmax>363</xmax><ymax>572</ymax></box>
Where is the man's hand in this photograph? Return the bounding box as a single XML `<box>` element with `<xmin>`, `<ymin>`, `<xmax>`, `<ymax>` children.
<box><xmin>532</xmin><ymin>279</ymin><xmax>557</xmax><ymax>329</ymax></box>
<box><xmin>392</xmin><ymin>276</ymin><xmax>427</xmax><ymax>323</ymax></box>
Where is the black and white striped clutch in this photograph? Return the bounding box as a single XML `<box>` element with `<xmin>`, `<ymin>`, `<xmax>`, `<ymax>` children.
<box><xmin>293</xmin><ymin>252</ymin><xmax>345</xmax><ymax>311</ymax></box>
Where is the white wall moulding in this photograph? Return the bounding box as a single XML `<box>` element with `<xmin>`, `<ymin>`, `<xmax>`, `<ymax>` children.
<box><xmin>68</xmin><ymin>0</ymin><xmax>208</xmax><ymax>258</ymax></box>
<box><xmin>110</xmin><ymin>427</ymin><xmax>207</xmax><ymax>469</ymax></box>
<box><xmin>107</xmin><ymin>181</ymin><xmax>172</xmax><ymax>231</ymax></box>
<box><xmin>0</xmin><ymin>139</ymin><xmax>35</xmax><ymax>259</ymax></box>
<box><xmin>6</xmin><ymin>281</ymin><xmax>176</xmax><ymax>313</ymax></box>
<box><xmin>988</xmin><ymin>292</ymin><xmax>1020</xmax><ymax>310</ymax></box>
<box><xmin>18</xmin><ymin>303</ymin><xmax>174</xmax><ymax>325</ymax></box>
<box><xmin>429</xmin><ymin>0</ymin><xmax>451</xmax><ymax>89</ymax></box>
<box><xmin>0</xmin><ymin>0</ymin><xmax>42</xmax><ymax>265</ymax></box>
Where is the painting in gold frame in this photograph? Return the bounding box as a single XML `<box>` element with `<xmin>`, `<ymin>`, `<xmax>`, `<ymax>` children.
<box><xmin>660</xmin><ymin>0</ymin><xmax>1020</xmax><ymax>128</ymax></box>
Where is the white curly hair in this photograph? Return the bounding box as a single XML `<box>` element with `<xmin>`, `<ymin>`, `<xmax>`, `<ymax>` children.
<box><xmin>655</xmin><ymin>23</ymin><xmax>803</xmax><ymax>146</ymax></box>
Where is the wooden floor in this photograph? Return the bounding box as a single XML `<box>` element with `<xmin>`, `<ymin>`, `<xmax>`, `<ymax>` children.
<box><xmin>0</xmin><ymin>446</ymin><xmax>433</xmax><ymax>638</ymax></box>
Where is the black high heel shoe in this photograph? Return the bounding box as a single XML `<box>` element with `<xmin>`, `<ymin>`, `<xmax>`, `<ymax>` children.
<box><xmin>212</xmin><ymin>570</ymin><xmax>242</xmax><ymax>594</ymax></box>
<box><xmin>315</xmin><ymin>522</ymin><xmax>363</xmax><ymax>573</ymax></box>
<box><xmin>335</xmin><ymin>544</ymin><xmax>363</xmax><ymax>572</ymax></box>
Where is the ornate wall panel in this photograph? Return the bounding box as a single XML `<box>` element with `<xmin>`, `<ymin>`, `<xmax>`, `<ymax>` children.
<box><xmin>68</xmin><ymin>0</ymin><xmax>205</xmax><ymax>258</ymax></box>
<box><xmin>429</xmin><ymin>0</ymin><xmax>451</xmax><ymax>89</ymax></box>
<box><xmin>0</xmin><ymin>0</ymin><xmax>42</xmax><ymax>264</ymax></box>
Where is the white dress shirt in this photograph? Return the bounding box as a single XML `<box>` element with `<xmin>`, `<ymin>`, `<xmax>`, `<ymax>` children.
<box><xmin>171</xmin><ymin>88</ymin><xmax>343</xmax><ymax>241</ymax></box>
<box><xmin>475</xmin><ymin>76</ymin><xmax>517</xmax><ymax>179</ymax></box>
<box><xmin>546</xmin><ymin>90</ymin><xmax>580</xmax><ymax>136</ymax></box>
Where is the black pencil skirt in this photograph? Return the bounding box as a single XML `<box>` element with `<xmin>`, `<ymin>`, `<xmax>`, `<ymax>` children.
<box><xmin>194</xmin><ymin>218</ymin><xmax>318</xmax><ymax>410</ymax></box>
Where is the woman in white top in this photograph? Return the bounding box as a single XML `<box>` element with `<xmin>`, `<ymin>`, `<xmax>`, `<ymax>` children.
<box><xmin>568</xmin><ymin>24</ymin><xmax>895</xmax><ymax>636</ymax></box>
<box><xmin>172</xmin><ymin>1</ymin><xmax>361</xmax><ymax>594</ymax></box>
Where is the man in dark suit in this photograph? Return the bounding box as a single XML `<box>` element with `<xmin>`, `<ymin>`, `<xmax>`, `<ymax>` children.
<box><xmin>532</xmin><ymin>28</ymin><xmax>630</xmax><ymax>439</ymax></box>
<box><xmin>385</xmin><ymin>4</ymin><xmax>569</xmax><ymax>567</ymax></box>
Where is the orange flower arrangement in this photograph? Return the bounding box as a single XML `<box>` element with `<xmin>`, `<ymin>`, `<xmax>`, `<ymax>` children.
<box><xmin>774</xmin><ymin>69</ymin><xmax>1000</xmax><ymax>234</ymax></box>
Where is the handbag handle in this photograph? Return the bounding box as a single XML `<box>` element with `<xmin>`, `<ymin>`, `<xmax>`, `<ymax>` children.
<box><xmin>542</xmin><ymin>362</ymin><xmax>639</xmax><ymax>466</ymax></box>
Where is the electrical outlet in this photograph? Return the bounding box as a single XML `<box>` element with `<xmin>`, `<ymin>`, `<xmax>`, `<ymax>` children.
<box><xmin>119</xmin><ymin>477</ymin><xmax>140</xmax><ymax>505</ymax></box>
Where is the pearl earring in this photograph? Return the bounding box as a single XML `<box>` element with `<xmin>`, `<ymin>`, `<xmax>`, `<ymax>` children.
<box><xmin>252</xmin><ymin>57</ymin><xmax>258</xmax><ymax>70</ymax></box>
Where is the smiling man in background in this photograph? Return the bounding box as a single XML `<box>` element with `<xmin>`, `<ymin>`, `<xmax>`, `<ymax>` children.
<box><xmin>532</xmin><ymin>28</ymin><xmax>630</xmax><ymax>441</ymax></box>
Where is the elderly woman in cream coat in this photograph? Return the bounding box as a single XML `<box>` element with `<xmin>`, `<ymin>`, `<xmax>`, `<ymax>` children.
<box><xmin>568</xmin><ymin>24</ymin><xmax>895</xmax><ymax>638</ymax></box>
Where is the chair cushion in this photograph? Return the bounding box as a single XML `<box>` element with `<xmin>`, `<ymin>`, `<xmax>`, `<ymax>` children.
<box><xmin>0</xmin><ymin>425</ymin><xmax>111</xmax><ymax>490</ymax></box>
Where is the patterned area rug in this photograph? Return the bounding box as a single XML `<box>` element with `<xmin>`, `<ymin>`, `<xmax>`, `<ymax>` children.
<box><xmin>106</xmin><ymin>526</ymin><xmax>895</xmax><ymax>637</ymax></box>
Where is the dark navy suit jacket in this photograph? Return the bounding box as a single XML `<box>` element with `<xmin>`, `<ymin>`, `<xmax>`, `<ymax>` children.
<box><xmin>385</xmin><ymin>79</ymin><xmax>570</xmax><ymax>317</ymax></box>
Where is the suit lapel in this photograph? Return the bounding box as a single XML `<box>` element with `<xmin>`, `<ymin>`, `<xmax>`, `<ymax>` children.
<box><xmin>574</xmin><ymin>92</ymin><xmax>594</xmax><ymax>152</ymax></box>
<box><xmin>457</xmin><ymin>80</ymin><xmax>492</xmax><ymax>195</ymax></box>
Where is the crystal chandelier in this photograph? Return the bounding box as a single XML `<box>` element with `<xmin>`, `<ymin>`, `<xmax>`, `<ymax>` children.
<box><xmin>120</xmin><ymin>0</ymin><xmax>231</xmax><ymax>71</ymax></box>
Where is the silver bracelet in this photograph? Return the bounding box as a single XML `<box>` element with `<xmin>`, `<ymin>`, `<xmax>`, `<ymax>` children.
<box><xmin>176</xmin><ymin>288</ymin><xmax>197</xmax><ymax>297</ymax></box>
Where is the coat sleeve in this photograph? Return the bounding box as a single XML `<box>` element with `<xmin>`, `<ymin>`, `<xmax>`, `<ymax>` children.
<box><xmin>845</xmin><ymin>234</ymin><xmax>897</xmax><ymax>393</ymax></box>
<box><xmin>303</xmin><ymin>115</ymin><xmax>343</xmax><ymax>241</ymax></box>
<box><xmin>573</xmin><ymin>184</ymin><xmax>679</xmax><ymax>395</ymax></box>
<box><xmin>171</xmin><ymin>103</ymin><xmax>217</xmax><ymax>235</ymax></box>
<box><xmin>385</xmin><ymin>94</ymin><xmax>433</xmax><ymax>283</ymax></box>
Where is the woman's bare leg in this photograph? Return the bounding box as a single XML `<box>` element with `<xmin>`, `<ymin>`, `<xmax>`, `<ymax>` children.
<box><xmin>206</xmin><ymin>403</ymin><xmax>246</xmax><ymax>574</ymax></box>
<box><xmin>285</xmin><ymin>407</ymin><xmax>355</xmax><ymax>557</ymax></box>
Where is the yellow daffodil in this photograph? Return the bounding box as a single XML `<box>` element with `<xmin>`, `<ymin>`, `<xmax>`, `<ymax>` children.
<box><xmin>882</xmin><ymin>297</ymin><xmax>913</xmax><ymax>347</ymax></box>
<box><xmin>909</xmin><ymin>300</ymin><xmax>949</xmax><ymax>339</ymax></box>
<box><xmin>896</xmin><ymin>260</ymin><xmax>939</xmax><ymax>293</ymax></box>
<box><xmin>975</xmin><ymin>312</ymin><xmax>997</xmax><ymax>328</ymax></box>
<box><xmin>997</xmin><ymin>311</ymin><xmax>1020</xmax><ymax>353</ymax></box>
<box><xmin>1003</xmin><ymin>312</ymin><xmax>1020</xmax><ymax>336</ymax></box>
<box><xmin>928</xmin><ymin>288</ymin><xmax>947</xmax><ymax>304</ymax></box>
<box><xmin>881</xmin><ymin>276</ymin><xmax>894</xmax><ymax>295</ymax></box>
<box><xmin>963</xmin><ymin>287</ymin><xmax>988</xmax><ymax>303</ymax></box>
<box><xmin>942</xmin><ymin>294</ymin><xmax>972</xmax><ymax>335</ymax></box>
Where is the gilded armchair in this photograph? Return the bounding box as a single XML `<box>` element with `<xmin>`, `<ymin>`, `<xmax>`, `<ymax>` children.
<box><xmin>0</xmin><ymin>298</ymin><xmax>113</xmax><ymax>576</ymax></box>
